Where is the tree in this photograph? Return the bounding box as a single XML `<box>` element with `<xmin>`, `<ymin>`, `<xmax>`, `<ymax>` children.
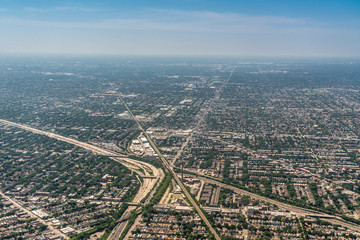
<box><xmin>39</xmin><ymin>224</ymin><xmax>48</xmax><ymax>231</ymax></box>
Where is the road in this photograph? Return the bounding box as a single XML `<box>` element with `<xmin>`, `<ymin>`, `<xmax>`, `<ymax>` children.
<box><xmin>171</xmin><ymin>70</ymin><xmax>234</xmax><ymax>165</ymax></box>
<box><xmin>297</xmin><ymin>127</ymin><xmax>320</xmax><ymax>161</ymax></box>
<box><xmin>118</xmin><ymin>95</ymin><xmax>223</xmax><ymax>240</ymax></box>
<box><xmin>0</xmin><ymin>119</ymin><xmax>162</xmax><ymax>239</ymax></box>
<box><xmin>108</xmin><ymin>170</ymin><xmax>165</xmax><ymax>240</ymax></box>
<box><xmin>0</xmin><ymin>190</ymin><xmax>69</xmax><ymax>239</ymax></box>
<box><xmin>187</xmin><ymin>174</ymin><xmax>360</xmax><ymax>233</ymax></box>
<box><xmin>0</xmin><ymin>119</ymin><xmax>159</xmax><ymax>204</ymax></box>
<box><xmin>107</xmin><ymin>206</ymin><xmax>136</xmax><ymax>240</ymax></box>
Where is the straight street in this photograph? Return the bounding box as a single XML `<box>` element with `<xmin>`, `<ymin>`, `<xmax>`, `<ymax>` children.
<box><xmin>0</xmin><ymin>190</ymin><xmax>69</xmax><ymax>239</ymax></box>
<box><xmin>118</xmin><ymin>95</ymin><xmax>223</xmax><ymax>240</ymax></box>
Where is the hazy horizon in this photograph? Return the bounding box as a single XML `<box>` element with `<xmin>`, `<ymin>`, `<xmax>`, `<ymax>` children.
<box><xmin>0</xmin><ymin>0</ymin><xmax>359</xmax><ymax>57</ymax></box>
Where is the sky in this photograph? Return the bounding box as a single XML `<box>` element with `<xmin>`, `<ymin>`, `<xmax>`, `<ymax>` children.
<box><xmin>0</xmin><ymin>0</ymin><xmax>359</xmax><ymax>57</ymax></box>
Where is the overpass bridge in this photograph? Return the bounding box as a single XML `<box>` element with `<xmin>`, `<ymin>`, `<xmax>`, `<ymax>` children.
<box><xmin>139</xmin><ymin>175</ymin><xmax>157</xmax><ymax>179</ymax></box>
<box><xmin>127</xmin><ymin>202</ymin><xmax>141</xmax><ymax>207</ymax></box>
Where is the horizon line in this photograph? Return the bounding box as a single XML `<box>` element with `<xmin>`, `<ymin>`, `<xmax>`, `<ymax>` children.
<box><xmin>0</xmin><ymin>53</ymin><xmax>359</xmax><ymax>59</ymax></box>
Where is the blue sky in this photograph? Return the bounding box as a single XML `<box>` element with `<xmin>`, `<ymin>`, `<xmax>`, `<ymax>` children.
<box><xmin>0</xmin><ymin>0</ymin><xmax>359</xmax><ymax>56</ymax></box>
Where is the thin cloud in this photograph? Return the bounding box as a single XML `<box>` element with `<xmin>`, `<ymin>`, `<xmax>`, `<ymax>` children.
<box><xmin>149</xmin><ymin>8</ymin><xmax>306</xmax><ymax>25</ymax></box>
<box><xmin>0</xmin><ymin>6</ymin><xmax>358</xmax><ymax>56</ymax></box>
<box><xmin>2</xmin><ymin>8</ymin><xmax>318</xmax><ymax>34</ymax></box>
<box><xmin>24</xmin><ymin>6</ymin><xmax>99</xmax><ymax>13</ymax></box>
<box><xmin>1</xmin><ymin>8</ymin><xmax>358</xmax><ymax>54</ymax></box>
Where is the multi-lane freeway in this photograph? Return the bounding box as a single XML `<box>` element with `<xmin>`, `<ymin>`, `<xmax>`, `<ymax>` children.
<box><xmin>0</xmin><ymin>119</ymin><xmax>160</xmax><ymax>204</ymax></box>
<box><xmin>180</xmin><ymin>172</ymin><xmax>360</xmax><ymax>233</ymax></box>
<box><xmin>118</xmin><ymin>96</ymin><xmax>223</xmax><ymax>240</ymax></box>
<box><xmin>107</xmin><ymin>206</ymin><xmax>136</xmax><ymax>240</ymax></box>
<box><xmin>118</xmin><ymin>80</ymin><xmax>360</xmax><ymax>237</ymax></box>
<box><xmin>0</xmin><ymin>119</ymin><xmax>161</xmax><ymax>239</ymax></box>
<box><xmin>3</xmin><ymin>83</ymin><xmax>359</xmax><ymax>240</ymax></box>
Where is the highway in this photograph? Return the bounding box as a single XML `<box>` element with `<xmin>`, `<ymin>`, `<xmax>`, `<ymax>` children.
<box><xmin>0</xmin><ymin>119</ymin><xmax>160</xmax><ymax>204</ymax></box>
<box><xmin>107</xmin><ymin>206</ymin><xmax>136</xmax><ymax>240</ymax></box>
<box><xmin>183</xmin><ymin>173</ymin><xmax>360</xmax><ymax>233</ymax></box>
<box><xmin>0</xmin><ymin>119</ymin><xmax>162</xmax><ymax>239</ymax></box>
<box><xmin>118</xmin><ymin>96</ymin><xmax>223</xmax><ymax>240</ymax></box>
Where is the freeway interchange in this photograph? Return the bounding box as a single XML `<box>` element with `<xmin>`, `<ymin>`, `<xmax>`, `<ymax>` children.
<box><xmin>0</xmin><ymin>119</ymin><xmax>162</xmax><ymax>239</ymax></box>
<box><xmin>2</xmin><ymin>109</ymin><xmax>360</xmax><ymax>239</ymax></box>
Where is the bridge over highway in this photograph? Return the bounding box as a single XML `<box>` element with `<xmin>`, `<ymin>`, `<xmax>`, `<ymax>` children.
<box><xmin>118</xmin><ymin>94</ymin><xmax>223</xmax><ymax>240</ymax></box>
<box><xmin>0</xmin><ymin>119</ymin><xmax>162</xmax><ymax>240</ymax></box>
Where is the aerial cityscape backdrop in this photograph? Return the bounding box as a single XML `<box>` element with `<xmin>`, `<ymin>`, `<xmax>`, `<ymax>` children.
<box><xmin>2</xmin><ymin>1</ymin><xmax>360</xmax><ymax>240</ymax></box>
<box><xmin>0</xmin><ymin>0</ymin><xmax>359</xmax><ymax>56</ymax></box>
